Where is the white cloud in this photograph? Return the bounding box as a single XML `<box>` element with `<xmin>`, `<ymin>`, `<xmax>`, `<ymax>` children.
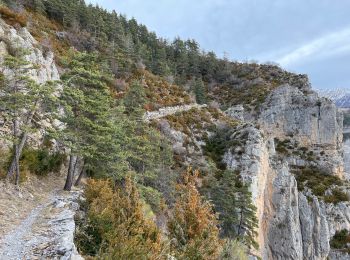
<box><xmin>275</xmin><ymin>27</ymin><xmax>350</xmax><ymax>67</ymax></box>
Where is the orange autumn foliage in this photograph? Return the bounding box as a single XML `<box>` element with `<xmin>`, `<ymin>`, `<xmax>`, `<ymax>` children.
<box><xmin>0</xmin><ymin>6</ymin><xmax>27</xmax><ymax>27</ymax></box>
<box><xmin>167</xmin><ymin>168</ymin><xmax>223</xmax><ymax>260</ymax></box>
<box><xmin>79</xmin><ymin>177</ymin><xmax>167</xmax><ymax>259</ymax></box>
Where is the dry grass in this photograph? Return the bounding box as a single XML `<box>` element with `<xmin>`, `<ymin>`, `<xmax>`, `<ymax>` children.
<box><xmin>0</xmin><ymin>6</ymin><xmax>27</xmax><ymax>27</ymax></box>
<box><xmin>26</xmin><ymin>10</ymin><xmax>70</xmax><ymax>59</ymax></box>
<box><xmin>128</xmin><ymin>70</ymin><xmax>192</xmax><ymax>110</ymax></box>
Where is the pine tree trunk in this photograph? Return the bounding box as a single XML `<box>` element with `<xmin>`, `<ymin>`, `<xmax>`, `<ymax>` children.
<box><xmin>64</xmin><ymin>154</ymin><xmax>77</xmax><ymax>191</ymax></box>
<box><xmin>74</xmin><ymin>163</ymin><xmax>85</xmax><ymax>186</ymax></box>
<box><xmin>7</xmin><ymin>107</ymin><xmax>36</xmax><ymax>178</ymax></box>
<box><xmin>14</xmin><ymin>144</ymin><xmax>20</xmax><ymax>185</ymax></box>
<box><xmin>7</xmin><ymin>132</ymin><xmax>28</xmax><ymax>178</ymax></box>
<box><xmin>10</xmin><ymin>117</ymin><xmax>21</xmax><ymax>185</ymax></box>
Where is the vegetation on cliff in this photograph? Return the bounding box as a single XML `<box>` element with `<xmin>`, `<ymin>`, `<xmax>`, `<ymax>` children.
<box><xmin>3</xmin><ymin>0</ymin><xmax>339</xmax><ymax>259</ymax></box>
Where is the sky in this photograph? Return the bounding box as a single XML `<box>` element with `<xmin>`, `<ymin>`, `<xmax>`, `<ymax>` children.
<box><xmin>87</xmin><ymin>0</ymin><xmax>350</xmax><ymax>90</ymax></box>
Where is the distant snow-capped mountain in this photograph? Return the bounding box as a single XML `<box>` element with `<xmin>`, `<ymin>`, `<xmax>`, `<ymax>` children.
<box><xmin>317</xmin><ymin>89</ymin><xmax>350</xmax><ymax>108</ymax></box>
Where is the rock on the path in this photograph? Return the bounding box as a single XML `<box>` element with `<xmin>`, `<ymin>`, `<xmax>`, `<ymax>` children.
<box><xmin>33</xmin><ymin>191</ymin><xmax>84</xmax><ymax>260</ymax></box>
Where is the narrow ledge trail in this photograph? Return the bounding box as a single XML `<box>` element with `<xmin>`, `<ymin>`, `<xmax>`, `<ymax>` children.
<box><xmin>0</xmin><ymin>192</ymin><xmax>57</xmax><ymax>260</ymax></box>
<box><xmin>0</xmin><ymin>189</ymin><xmax>83</xmax><ymax>260</ymax></box>
<box><xmin>143</xmin><ymin>104</ymin><xmax>207</xmax><ymax>122</ymax></box>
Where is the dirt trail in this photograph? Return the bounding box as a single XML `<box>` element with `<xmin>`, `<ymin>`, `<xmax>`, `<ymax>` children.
<box><xmin>0</xmin><ymin>191</ymin><xmax>58</xmax><ymax>259</ymax></box>
<box><xmin>0</xmin><ymin>174</ymin><xmax>83</xmax><ymax>260</ymax></box>
<box><xmin>143</xmin><ymin>104</ymin><xmax>207</xmax><ymax>121</ymax></box>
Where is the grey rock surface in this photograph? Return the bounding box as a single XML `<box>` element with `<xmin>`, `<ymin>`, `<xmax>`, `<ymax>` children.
<box><xmin>143</xmin><ymin>104</ymin><xmax>207</xmax><ymax>122</ymax></box>
<box><xmin>259</xmin><ymin>85</ymin><xmax>343</xmax><ymax>150</ymax></box>
<box><xmin>0</xmin><ymin>18</ymin><xmax>60</xmax><ymax>149</ymax></box>
<box><xmin>222</xmin><ymin>83</ymin><xmax>347</xmax><ymax>259</ymax></box>
<box><xmin>225</xmin><ymin>105</ymin><xmax>245</xmax><ymax>121</ymax></box>
<box><xmin>0</xmin><ymin>190</ymin><xmax>83</xmax><ymax>260</ymax></box>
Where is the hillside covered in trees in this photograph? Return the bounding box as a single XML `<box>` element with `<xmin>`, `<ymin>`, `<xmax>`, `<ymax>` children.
<box><xmin>0</xmin><ymin>0</ymin><xmax>266</xmax><ymax>258</ymax></box>
<box><xmin>1</xmin><ymin>1</ymin><xmax>348</xmax><ymax>260</ymax></box>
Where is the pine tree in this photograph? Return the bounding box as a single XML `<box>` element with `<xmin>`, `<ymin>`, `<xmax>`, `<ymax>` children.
<box><xmin>123</xmin><ymin>80</ymin><xmax>146</xmax><ymax>117</ymax></box>
<box><xmin>121</xmin><ymin>80</ymin><xmax>174</xmax><ymax>196</ymax></box>
<box><xmin>235</xmin><ymin>179</ymin><xmax>259</xmax><ymax>249</ymax></box>
<box><xmin>0</xmin><ymin>47</ymin><xmax>57</xmax><ymax>184</ymax></box>
<box><xmin>193</xmin><ymin>78</ymin><xmax>207</xmax><ymax>104</ymax></box>
<box><xmin>186</xmin><ymin>39</ymin><xmax>200</xmax><ymax>76</ymax></box>
<box><xmin>57</xmin><ymin>50</ymin><xmax>120</xmax><ymax>190</ymax></box>
<box><xmin>213</xmin><ymin>170</ymin><xmax>259</xmax><ymax>249</ymax></box>
<box><xmin>213</xmin><ymin>170</ymin><xmax>240</xmax><ymax>238</ymax></box>
<box><xmin>168</xmin><ymin>168</ymin><xmax>223</xmax><ymax>259</ymax></box>
<box><xmin>172</xmin><ymin>38</ymin><xmax>189</xmax><ymax>84</ymax></box>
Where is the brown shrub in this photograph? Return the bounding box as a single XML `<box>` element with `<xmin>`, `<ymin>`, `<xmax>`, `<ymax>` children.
<box><xmin>0</xmin><ymin>6</ymin><xmax>27</xmax><ymax>27</ymax></box>
<box><xmin>76</xmin><ymin>177</ymin><xmax>167</xmax><ymax>259</ymax></box>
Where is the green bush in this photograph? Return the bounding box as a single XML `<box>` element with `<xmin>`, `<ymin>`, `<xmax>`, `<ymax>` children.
<box><xmin>204</xmin><ymin>127</ymin><xmax>248</xmax><ymax>170</ymax></box>
<box><xmin>324</xmin><ymin>189</ymin><xmax>349</xmax><ymax>204</ymax></box>
<box><xmin>20</xmin><ymin>148</ymin><xmax>65</xmax><ymax>176</ymax></box>
<box><xmin>0</xmin><ymin>149</ymin><xmax>11</xmax><ymax>178</ymax></box>
<box><xmin>220</xmin><ymin>239</ymin><xmax>248</xmax><ymax>260</ymax></box>
<box><xmin>313</xmin><ymin>184</ymin><xmax>327</xmax><ymax>196</ymax></box>
<box><xmin>293</xmin><ymin>167</ymin><xmax>345</xmax><ymax>203</ymax></box>
<box><xmin>274</xmin><ymin>138</ymin><xmax>294</xmax><ymax>155</ymax></box>
<box><xmin>330</xmin><ymin>229</ymin><xmax>350</xmax><ymax>253</ymax></box>
<box><xmin>140</xmin><ymin>185</ymin><xmax>163</xmax><ymax>213</ymax></box>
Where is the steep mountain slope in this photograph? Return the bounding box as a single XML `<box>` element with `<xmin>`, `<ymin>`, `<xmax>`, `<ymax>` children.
<box><xmin>152</xmin><ymin>77</ymin><xmax>349</xmax><ymax>259</ymax></box>
<box><xmin>0</xmin><ymin>1</ymin><xmax>350</xmax><ymax>259</ymax></box>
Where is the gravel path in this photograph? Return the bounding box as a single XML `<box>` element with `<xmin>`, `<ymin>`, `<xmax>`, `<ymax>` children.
<box><xmin>143</xmin><ymin>104</ymin><xmax>207</xmax><ymax>121</ymax></box>
<box><xmin>0</xmin><ymin>190</ymin><xmax>83</xmax><ymax>260</ymax></box>
<box><xmin>0</xmin><ymin>192</ymin><xmax>57</xmax><ymax>260</ymax></box>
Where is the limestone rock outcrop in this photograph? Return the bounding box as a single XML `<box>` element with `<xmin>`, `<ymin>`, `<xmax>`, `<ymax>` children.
<box><xmin>259</xmin><ymin>85</ymin><xmax>343</xmax><ymax>149</ymax></box>
<box><xmin>0</xmin><ymin>18</ymin><xmax>60</xmax><ymax>149</ymax></box>
<box><xmin>143</xmin><ymin>104</ymin><xmax>207</xmax><ymax>122</ymax></box>
<box><xmin>0</xmin><ymin>19</ymin><xmax>59</xmax><ymax>83</ymax></box>
<box><xmin>223</xmin><ymin>83</ymin><xmax>348</xmax><ymax>259</ymax></box>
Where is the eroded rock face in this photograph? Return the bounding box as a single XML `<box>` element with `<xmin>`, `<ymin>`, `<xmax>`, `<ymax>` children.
<box><xmin>0</xmin><ymin>19</ymin><xmax>59</xmax><ymax>83</ymax></box>
<box><xmin>267</xmin><ymin>164</ymin><xmax>303</xmax><ymax>260</ymax></box>
<box><xmin>299</xmin><ymin>194</ymin><xmax>330</xmax><ymax>260</ymax></box>
<box><xmin>325</xmin><ymin>202</ymin><xmax>350</xmax><ymax>236</ymax></box>
<box><xmin>223</xmin><ymin>83</ymin><xmax>347</xmax><ymax>259</ymax></box>
<box><xmin>0</xmin><ymin>18</ymin><xmax>60</xmax><ymax>149</ymax></box>
<box><xmin>223</xmin><ymin>125</ymin><xmax>274</xmax><ymax>259</ymax></box>
<box><xmin>343</xmin><ymin>139</ymin><xmax>350</xmax><ymax>179</ymax></box>
<box><xmin>258</xmin><ymin>85</ymin><xmax>344</xmax><ymax>179</ymax></box>
<box><xmin>225</xmin><ymin>105</ymin><xmax>245</xmax><ymax>121</ymax></box>
<box><xmin>259</xmin><ymin>85</ymin><xmax>343</xmax><ymax>149</ymax></box>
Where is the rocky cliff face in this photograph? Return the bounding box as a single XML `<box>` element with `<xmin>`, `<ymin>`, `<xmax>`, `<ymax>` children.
<box><xmin>0</xmin><ymin>19</ymin><xmax>59</xmax><ymax>83</ymax></box>
<box><xmin>223</xmin><ymin>84</ymin><xmax>349</xmax><ymax>259</ymax></box>
<box><xmin>0</xmin><ymin>18</ymin><xmax>60</xmax><ymax>149</ymax></box>
<box><xmin>143</xmin><ymin>71</ymin><xmax>349</xmax><ymax>259</ymax></box>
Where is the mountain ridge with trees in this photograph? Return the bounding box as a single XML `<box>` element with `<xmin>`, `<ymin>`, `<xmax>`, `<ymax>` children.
<box><xmin>1</xmin><ymin>1</ymin><xmax>347</xmax><ymax>259</ymax></box>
